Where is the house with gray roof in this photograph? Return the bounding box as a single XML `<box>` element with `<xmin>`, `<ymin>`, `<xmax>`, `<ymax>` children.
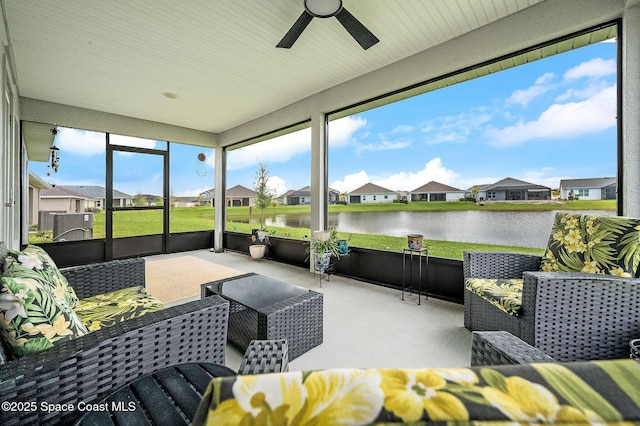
<box><xmin>199</xmin><ymin>188</ymin><xmax>215</xmax><ymax>206</ymax></box>
<box><xmin>281</xmin><ymin>186</ymin><xmax>340</xmax><ymax>205</ymax></box>
<box><xmin>348</xmin><ymin>183</ymin><xmax>397</xmax><ymax>204</ymax></box>
<box><xmin>559</xmin><ymin>177</ymin><xmax>616</xmax><ymax>200</ymax></box>
<box><xmin>40</xmin><ymin>186</ymin><xmax>98</xmax><ymax>213</ymax></box>
<box><xmin>477</xmin><ymin>177</ymin><xmax>551</xmax><ymax>201</ymax></box>
<box><xmin>409</xmin><ymin>181</ymin><xmax>465</xmax><ymax>202</ymax></box>
<box><xmin>226</xmin><ymin>184</ymin><xmax>257</xmax><ymax>207</ymax></box>
<box><xmin>60</xmin><ymin>185</ymin><xmax>133</xmax><ymax>209</ymax></box>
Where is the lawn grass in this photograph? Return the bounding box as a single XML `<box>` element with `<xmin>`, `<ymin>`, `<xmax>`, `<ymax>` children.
<box><xmin>31</xmin><ymin>200</ymin><xmax>614</xmax><ymax>259</ymax></box>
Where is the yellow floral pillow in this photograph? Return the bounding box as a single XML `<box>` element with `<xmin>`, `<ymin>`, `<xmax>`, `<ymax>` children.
<box><xmin>194</xmin><ymin>360</ymin><xmax>640</xmax><ymax>424</ymax></box>
<box><xmin>0</xmin><ymin>269</ymin><xmax>88</xmax><ymax>358</ymax></box>
<box><xmin>540</xmin><ymin>213</ymin><xmax>640</xmax><ymax>277</ymax></box>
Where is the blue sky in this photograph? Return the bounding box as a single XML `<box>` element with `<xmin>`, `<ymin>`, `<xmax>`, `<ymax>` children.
<box><xmin>31</xmin><ymin>39</ymin><xmax>617</xmax><ymax>198</ymax></box>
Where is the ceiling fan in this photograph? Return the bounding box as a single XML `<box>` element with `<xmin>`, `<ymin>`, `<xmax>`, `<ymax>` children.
<box><xmin>277</xmin><ymin>0</ymin><xmax>379</xmax><ymax>50</ymax></box>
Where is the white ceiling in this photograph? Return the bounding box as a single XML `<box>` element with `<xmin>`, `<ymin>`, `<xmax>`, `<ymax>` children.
<box><xmin>3</xmin><ymin>0</ymin><xmax>544</xmax><ymax>134</ymax></box>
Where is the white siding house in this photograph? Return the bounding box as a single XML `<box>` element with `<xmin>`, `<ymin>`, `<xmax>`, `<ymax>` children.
<box><xmin>559</xmin><ymin>177</ymin><xmax>616</xmax><ymax>200</ymax></box>
<box><xmin>348</xmin><ymin>183</ymin><xmax>397</xmax><ymax>204</ymax></box>
<box><xmin>410</xmin><ymin>181</ymin><xmax>465</xmax><ymax>202</ymax></box>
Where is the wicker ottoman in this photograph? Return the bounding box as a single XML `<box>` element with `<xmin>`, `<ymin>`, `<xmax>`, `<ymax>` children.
<box><xmin>201</xmin><ymin>273</ymin><xmax>323</xmax><ymax>360</ymax></box>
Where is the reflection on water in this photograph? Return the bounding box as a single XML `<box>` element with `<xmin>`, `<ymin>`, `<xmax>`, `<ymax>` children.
<box><xmin>264</xmin><ymin>210</ymin><xmax>614</xmax><ymax>248</ymax></box>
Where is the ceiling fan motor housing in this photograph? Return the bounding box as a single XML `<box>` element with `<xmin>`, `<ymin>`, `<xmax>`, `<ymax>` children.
<box><xmin>304</xmin><ymin>0</ymin><xmax>343</xmax><ymax>18</ymax></box>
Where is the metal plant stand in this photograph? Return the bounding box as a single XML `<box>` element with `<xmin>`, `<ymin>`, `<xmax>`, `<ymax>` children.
<box><xmin>402</xmin><ymin>247</ymin><xmax>429</xmax><ymax>304</ymax></box>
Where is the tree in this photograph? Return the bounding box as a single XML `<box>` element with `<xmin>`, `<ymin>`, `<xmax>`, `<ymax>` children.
<box><xmin>254</xmin><ymin>162</ymin><xmax>274</xmax><ymax>230</ymax></box>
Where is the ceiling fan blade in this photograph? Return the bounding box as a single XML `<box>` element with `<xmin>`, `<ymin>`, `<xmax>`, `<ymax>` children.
<box><xmin>335</xmin><ymin>8</ymin><xmax>379</xmax><ymax>50</ymax></box>
<box><xmin>277</xmin><ymin>12</ymin><xmax>314</xmax><ymax>48</ymax></box>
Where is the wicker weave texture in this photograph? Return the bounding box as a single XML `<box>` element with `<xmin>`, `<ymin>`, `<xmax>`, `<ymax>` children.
<box><xmin>523</xmin><ymin>271</ymin><xmax>640</xmax><ymax>362</ymax></box>
<box><xmin>0</xmin><ymin>294</ymin><xmax>230</xmax><ymax>425</ymax></box>
<box><xmin>463</xmin><ymin>251</ymin><xmax>541</xmax><ymax>333</ymax></box>
<box><xmin>204</xmin><ymin>276</ymin><xmax>324</xmax><ymax>361</ymax></box>
<box><xmin>471</xmin><ymin>331</ymin><xmax>555</xmax><ymax>366</ymax></box>
<box><xmin>238</xmin><ymin>339</ymin><xmax>289</xmax><ymax>375</ymax></box>
<box><xmin>61</xmin><ymin>258</ymin><xmax>146</xmax><ymax>299</ymax></box>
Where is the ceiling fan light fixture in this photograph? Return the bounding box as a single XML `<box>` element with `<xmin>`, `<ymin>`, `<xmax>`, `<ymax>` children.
<box><xmin>304</xmin><ymin>0</ymin><xmax>342</xmax><ymax>18</ymax></box>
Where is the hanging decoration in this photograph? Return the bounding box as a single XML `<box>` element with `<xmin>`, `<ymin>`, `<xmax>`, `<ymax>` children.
<box><xmin>196</xmin><ymin>152</ymin><xmax>208</xmax><ymax>176</ymax></box>
<box><xmin>49</xmin><ymin>125</ymin><xmax>60</xmax><ymax>173</ymax></box>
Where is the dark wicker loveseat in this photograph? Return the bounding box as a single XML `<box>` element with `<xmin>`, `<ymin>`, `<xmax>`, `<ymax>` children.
<box><xmin>464</xmin><ymin>212</ymin><xmax>640</xmax><ymax>361</ymax></box>
<box><xmin>0</xmin><ymin>251</ymin><xmax>231</xmax><ymax>425</ymax></box>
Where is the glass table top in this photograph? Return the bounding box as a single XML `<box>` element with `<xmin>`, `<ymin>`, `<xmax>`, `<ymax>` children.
<box><xmin>216</xmin><ymin>274</ymin><xmax>309</xmax><ymax>311</ymax></box>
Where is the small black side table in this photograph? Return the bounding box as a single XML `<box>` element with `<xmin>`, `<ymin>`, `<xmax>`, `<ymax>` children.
<box><xmin>402</xmin><ymin>247</ymin><xmax>429</xmax><ymax>305</ymax></box>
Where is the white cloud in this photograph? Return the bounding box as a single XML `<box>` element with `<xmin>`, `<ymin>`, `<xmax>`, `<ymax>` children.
<box><xmin>564</xmin><ymin>58</ymin><xmax>616</xmax><ymax>80</ymax></box>
<box><xmin>57</xmin><ymin>127</ymin><xmax>105</xmax><ymax>156</ymax></box>
<box><xmin>392</xmin><ymin>124</ymin><xmax>414</xmax><ymax>133</ymax></box>
<box><xmin>330</xmin><ymin>170</ymin><xmax>370</xmax><ymax>193</ymax></box>
<box><xmin>329</xmin><ymin>116</ymin><xmax>367</xmax><ymax>147</ymax></box>
<box><xmin>268</xmin><ymin>175</ymin><xmax>288</xmax><ymax>196</ymax></box>
<box><xmin>421</xmin><ymin>110</ymin><xmax>492</xmax><ymax>145</ymax></box>
<box><xmin>227</xmin><ymin>116</ymin><xmax>366</xmax><ymax>171</ymax></box>
<box><xmin>330</xmin><ymin>158</ymin><xmax>459</xmax><ymax>193</ymax></box>
<box><xmin>356</xmin><ymin>139</ymin><xmax>411</xmax><ymax>154</ymax></box>
<box><xmin>506</xmin><ymin>72</ymin><xmax>556</xmax><ymax>107</ymax></box>
<box><xmin>486</xmin><ymin>85</ymin><xmax>616</xmax><ymax>147</ymax></box>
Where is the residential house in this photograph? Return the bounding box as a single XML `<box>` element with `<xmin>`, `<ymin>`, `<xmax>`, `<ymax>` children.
<box><xmin>281</xmin><ymin>186</ymin><xmax>340</xmax><ymax>205</ymax></box>
<box><xmin>348</xmin><ymin>183</ymin><xmax>397</xmax><ymax>204</ymax></box>
<box><xmin>27</xmin><ymin>172</ymin><xmax>50</xmax><ymax>227</ymax></box>
<box><xmin>410</xmin><ymin>181</ymin><xmax>465</xmax><ymax>202</ymax></box>
<box><xmin>477</xmin><ymin>177</ymin><xmax>551</xmax><ymax>201</ymax></box>
<box><xmin>60</xmin><ymin>185</ymin><xmax>133</xmax><ymax>209</ymax></box>
<box><xmin>559</xmin><ymin>177</ymin><xmax>616</xmax><ymax>200</ymax></box>
<box><xmin>198</xmin><ymin>188</ymin><xmax>215</xmax><ymax>206</ymax></box>
<box><xmin>226</xmin><ymin>185</ymin><xmax>257</xmax><ymax>207</ymax></box>
<box><xmin>40</xmin><ymin>186</ymin><xmax>98</xmax><ymax>214</ymax></box>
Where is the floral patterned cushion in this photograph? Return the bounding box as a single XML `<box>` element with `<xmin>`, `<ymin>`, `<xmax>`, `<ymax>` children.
<box><xmin>3</xmin><ymin>245</ymin><xmax>79</xmax><ymax>308</ymax></box>
<box><xmin>74</xmin><ymin>286</ymin><xmax>164</xmax><ymax>331</ymax></box>
<box><xmin>465</xmin><ymin>278</ymin><xmax>523</xmax><ymax>316</ymax></box>
<box><xmin>194</xmin><ymin>359</ymin><xmax>640</xmax><ymax>424</ymax></box>
<box><xmin>0</xmin><ymin>268</ymin><xmax>88</xmax><ymax>358</ymax></box>
<box><xmin>541</xmin><ymin>212</ymin><xmax>640</xmax><ymax>277</ymax></box>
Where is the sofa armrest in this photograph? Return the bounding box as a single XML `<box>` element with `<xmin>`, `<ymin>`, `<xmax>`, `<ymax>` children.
<box><xmin>60</xmin><ymin>258</ymin><xmax>146</xmax><ymax>299</ymax></box>
<box><xmin>463</xmin><ymin>251</ymin><xmax>542</xmax><ymax>279</ymax></box>
<box><xmin>521</xmin><ymin>271</ymin><xmax>640</xmax><ymax>361</ymax></box>
<box><xmin>0</xmin><ymin>295</ymin><xmax>229</xmax><ymax>426</ymax></box>
<box><xmin>471</xmin><ymin>331</ymin><xmax>555</xmax><ymax>366</ymax></box>
<box><xmin>238</xmin><ymin>339</ymin><xmax>289</xmax><ymax>375</ymax></box>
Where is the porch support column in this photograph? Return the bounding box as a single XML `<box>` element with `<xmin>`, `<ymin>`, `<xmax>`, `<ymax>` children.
<box><xmin>310</xmin><ymin>111</ymin><xmax>328</xmax><ymax>266</ymax></box>
<box><xmin>213</xmin><ymin>147</ymin><xmax>226</xmax><ymax>252</ymax></box>
<box><xmin>621</xmin><ymin>5</ymin><xmax>640</xmax><ymax>216</ymax></box>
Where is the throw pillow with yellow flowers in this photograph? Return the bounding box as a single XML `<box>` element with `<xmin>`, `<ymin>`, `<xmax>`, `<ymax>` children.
<box><xmin>540</xmin><ymin>213</ymin><xmax>640</xmax><ymax>277</ymax></box>
<box><xmin>193</xmin><ymin>360</ymin><xmax>640</xmax><ymax>424</ymax></box>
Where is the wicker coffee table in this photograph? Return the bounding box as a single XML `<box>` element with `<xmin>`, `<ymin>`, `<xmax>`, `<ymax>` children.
<box><xmin>201</xmin><ymin>273</ymin><xmax>323</xmax><ymax>360</ymax></box>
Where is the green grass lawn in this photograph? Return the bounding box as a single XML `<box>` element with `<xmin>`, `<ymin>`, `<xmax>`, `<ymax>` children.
<box><xmin>31</xmin><ymin>200</ymin><xmax>615</xmax><ymax>259</ymax></box>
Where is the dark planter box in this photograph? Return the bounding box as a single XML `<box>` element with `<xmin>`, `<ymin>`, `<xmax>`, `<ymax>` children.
<box><xmin>224</xmin><ymin>232</ymin><xmax>463</xmax><ymax>304</ymax></box>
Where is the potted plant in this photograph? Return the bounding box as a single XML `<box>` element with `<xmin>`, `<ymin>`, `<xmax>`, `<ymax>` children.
<box><xmin>249</xmin><ymin>162</ymin><xmax>273</xmax><ymax>259</ymax></box>
<box><xmin>306</xmin><ymin>226</ymin><xmax>342</xmax><ymax>272</ymax></box>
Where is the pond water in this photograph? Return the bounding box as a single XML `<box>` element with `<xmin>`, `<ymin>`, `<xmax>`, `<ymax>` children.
<box><xmin>265</xmin><ymin>209</ymin><xmax>614</xmax><ymax>248</ymax></box>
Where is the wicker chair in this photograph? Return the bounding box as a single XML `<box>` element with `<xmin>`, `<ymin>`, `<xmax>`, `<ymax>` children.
<box><xmin>0</xmin><ymin>257</ymin><xmax>234</xmax><ymax>425</ymax></box>
<box><xmin>464</xmin><ymin>213</ymin><xmax>640</xmax><ymax>362</ymax></box>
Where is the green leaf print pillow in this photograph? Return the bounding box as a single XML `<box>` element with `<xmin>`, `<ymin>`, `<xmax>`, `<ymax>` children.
<box><xmin>3</xmin><ymin>245</ymin><xmax>79</xmax><ymax>308</ymax></box>
<box><xmin>0</xmin><ymin>269</ymin><xmax>88</xmax><ymax>358</ymax></box>
<box><xmin>540</xmin><ymin>213</ymin><xmax>640</xmax><ymax>277</ymax></box>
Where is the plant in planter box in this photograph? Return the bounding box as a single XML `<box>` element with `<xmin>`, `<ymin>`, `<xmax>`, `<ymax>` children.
<box><xmin>306</xmin><ymin>226</ymin><xmax>342</xmax><ymax>272</ymax></box>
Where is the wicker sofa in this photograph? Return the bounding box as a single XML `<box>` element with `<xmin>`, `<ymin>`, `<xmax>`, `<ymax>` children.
<box><xmin>0</xmin><ymin>244</ymin><xmax>233</xmax><ymax>425</ymax></box>
<box><xmin>464</xmin><ymin>212</ymin><xmax>640</xmax><ymax>361</ymax></box>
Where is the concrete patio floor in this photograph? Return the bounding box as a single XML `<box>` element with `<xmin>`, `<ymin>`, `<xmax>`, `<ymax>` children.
<box><xmin>149</xmin><ymin>249</ymin><xmax>472</xmax><ymax>372</ymax></box>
